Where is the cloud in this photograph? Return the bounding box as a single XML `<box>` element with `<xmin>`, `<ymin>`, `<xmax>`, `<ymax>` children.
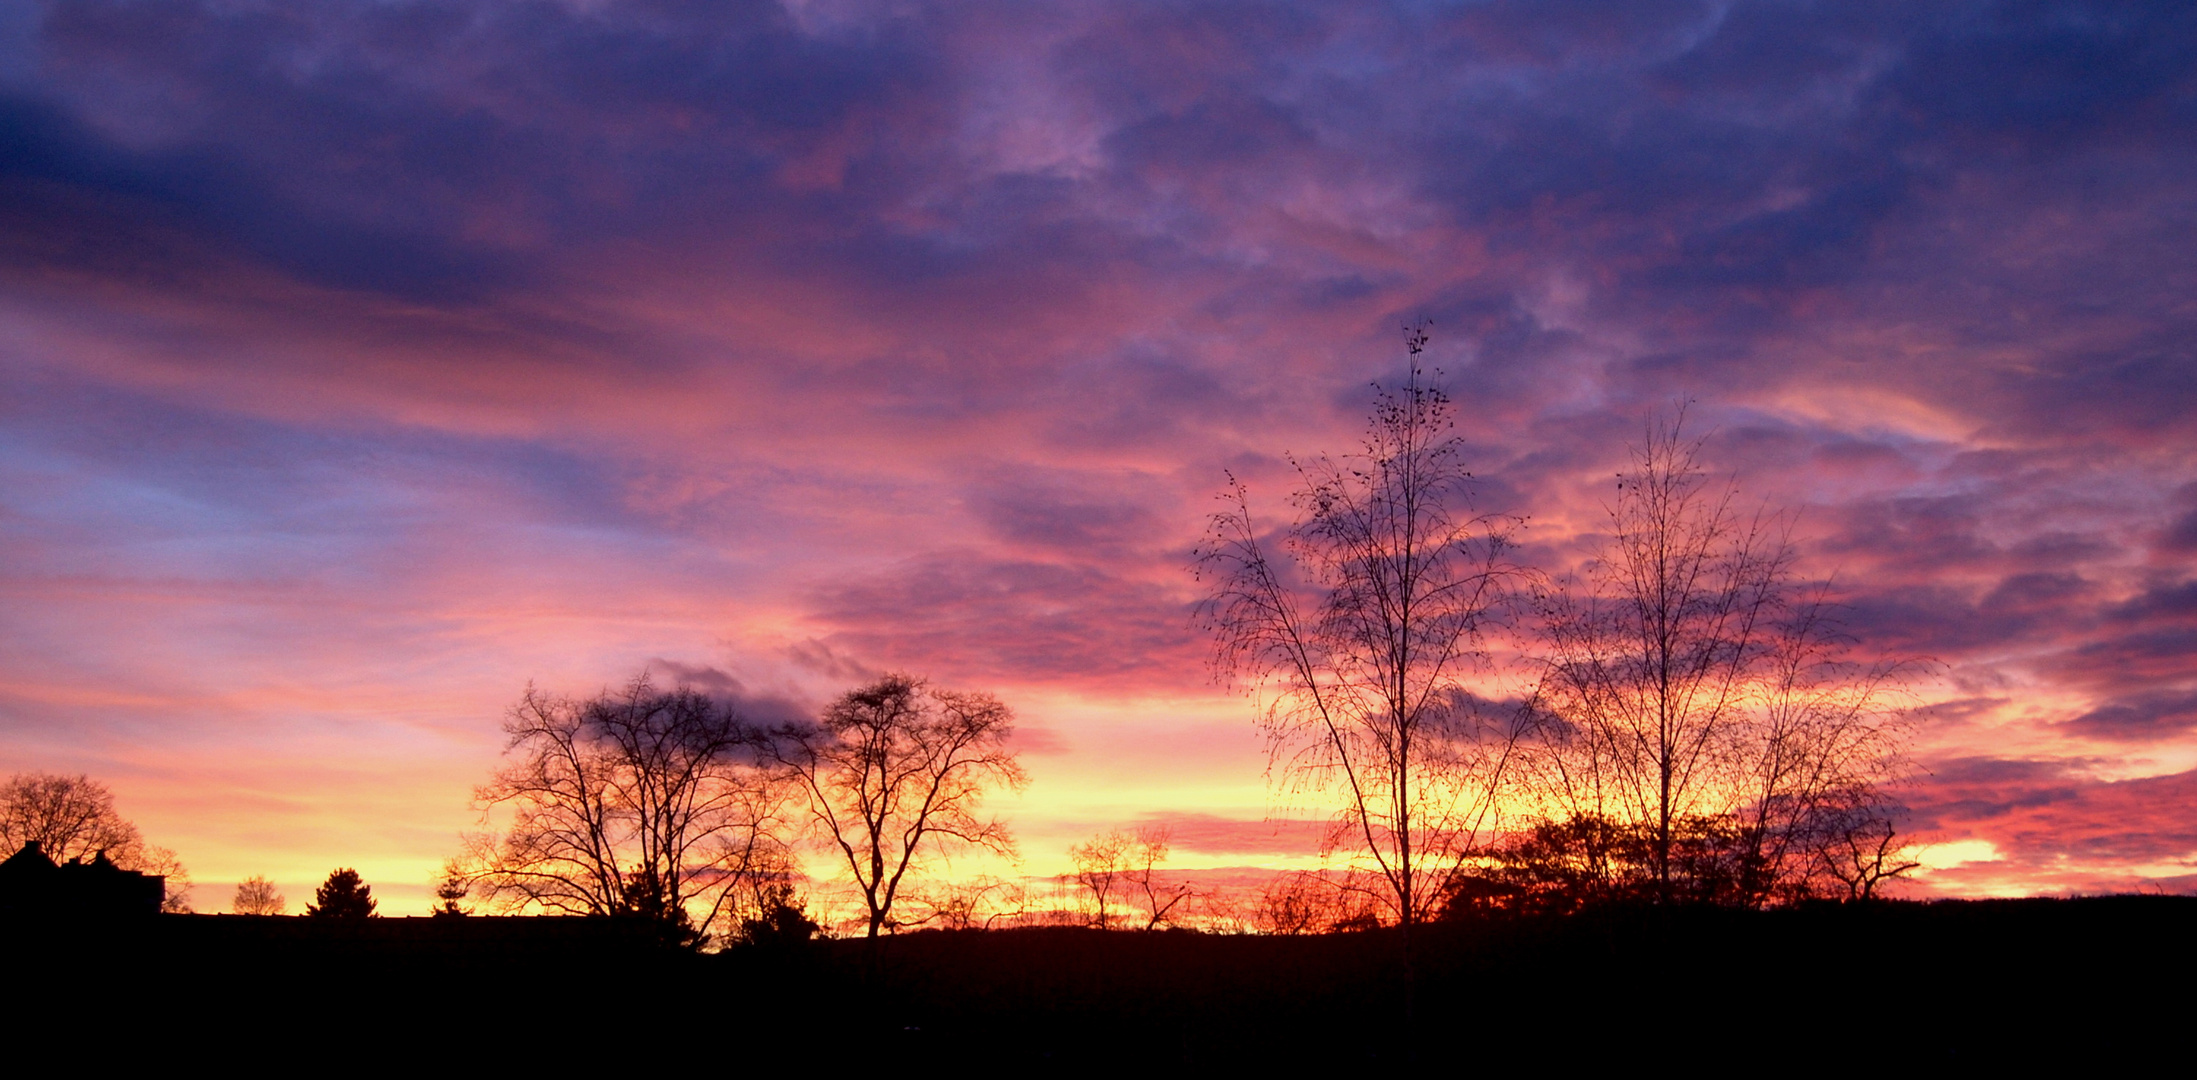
<box><xmin>969</xmin><ymin>465</ymin><xmax>1171</xmax><ymax>556</ymax></box>
<box><xmin>804</xmin><ymin>550</ymin><xmax>1205</xmax><ymax>689</ymax></box>
<box><xmin>1906</xmin><ymin>758</ymin><xmax>2197</xmax><ymax>891</ymax></box>
<box><xmin>2065</xmin><ymin>692</ymin><xmax>2197</xmax><ymax>742</ymax></box>
<box><xmin>1007</xmin><ymin>724</ymin><xmax>1073</xmax><ymax>757</ymax></box>
<box><xmin>1128</xmin><ymin>812</ymin><xmax>1331</xmax><ymax>857</ymax></box>
<box><xmin>642</xmin><ymin>659</ymin><xmax>812</xmax><ymax>729</ymax></box>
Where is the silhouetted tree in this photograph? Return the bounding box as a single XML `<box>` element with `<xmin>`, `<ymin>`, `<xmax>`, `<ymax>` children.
<box><xmin>1251</xmin><ymin>870</ymin><xmax>1379</xmax><ymax>934</ymax></box>
<box><xmin>766</xmin><ymin>673</ymin><xmax>1026</xmax><ymax>939</ymax></box>
<box><xmin>914</xmin><ymin>875</ymin><xmax>1027</xmax><ymax>930</ymax></box>
<box><xmin>307</xmin><ymin>868</ymin><xmax>376</xmax><ymax>918</ymax></box>
<box><xmin>734</xmin><ymin>880</ymin><xmax>820</xmax><ymax>949</ymax></box>
<box><xmin>464</xmin><ymin>672</ymin><xmax>791</xmax><ymax>946</ymax></box>
<box><xmin>430</xmin><ymin>860</ymin><xmax>470</xmax><ymax>917</ymax></box>
<box><xmin>1817</xmin><ymin>792</ymin><xmax>1921</xmax><ymax>901</ymax></box>
<box><xmin>1524</xmin><ymin>414</ymin><xmax>1917</xmax><ymax>905</ymax></box>
<box><xmin>1443</xmin><ymin>813</ymin><xmax>1746</xmax><ymax>915</ymax></box>
<box><xmin>1253</xmin><ymin>872</ymin><xmax>1330</xmax><ymax>935</ymax></box>
<box><xmin>231</xmin><ymin>875</ymin><xmax>285</xmax><ymax>915</ymax></box>
<box><xmin>1197</xmin><ymin>327</ymin><xmax>1527</xmax><ymax>930</ymax></box>
<box><xmin>1068</xmin><ymin>830</ymin><xmax>1132</xmax><ymax>928</ymax></box>
<box><xmin>1</xmin><ymin>772</ymin><xmax>194</xmax><ymax>912</ymax></box>
<box><xmin>1109</xmin><ymin>826</ymin><xmax>1192</xmax><ymax>930</ymax></box>
<box><xmin>1132</xmin><ymin>827</ymin><xmax>1194</xmax><ymax>930</ymax></box>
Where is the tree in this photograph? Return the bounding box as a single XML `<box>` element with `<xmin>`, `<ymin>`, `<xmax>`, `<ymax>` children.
<box><xmin>1815</xmin><ymin>791</ymin><xmax>1921</xmax><ymax>902</ymax></box>
<box><xmin>1442</xmin><ymin>812</ymin><xmax>1749</xmax><ymax>915</ymax></box>
<box><xmin>1068</xmin><ymin>830</ymin><xmax>1132</xmax><ymax>928</ymax></box>
<box><xmin>430</xmin><ymin>860</ymin><xmax>470</xmax><ymax>917</ymax></box>
<box><xmin>1524</xmin><ymin>415</ymin><xmax>1916</xmax><ymax>905</ymax></box>
<box><xmin>307</xmin><ymin>868</ymin><xmax>376</xmax><ymax>918</ymax></box>
<box><xmin>1123</xmin><ymin>827</ymin><xmax>1193</xmax><ymax>930</ymax></box>
<box><xmin>464</xmin><ymin>672</ymin><xmax>790</xmax><ymax>946</ymax></box>
<box><xmin>766</xmin><ymin>673</ymin><xmax>1026</xmax><ymax>939</ymax></box>
<box><xmin>1</xmin><ymin>772</ymin><xmax>194</xmax><ymax>912</ymax></box>
<box><xmin>732</xmin><ymin>880</ymin><xmax>821</xmax><ymax>949</ymax></box>
<box><xmin>1071</xmin><ymin>826</ymin><xmax>1192</xmax><ymax>930</ymax></box>
<box><xmin>1196</xmin><ymin>327</ymin><xmax>1526</xmax><ymax>930</ymax></box>
<box><xmin>1253</xmin><ymin>872</ymin><xmax>1333</xmax><ymax>936</ymax></box>
<box><xmin>911</xmin><ymin>875</ymin><xmax>1027</xmax><ymax>930</ymax></box>
<box><xmin>232</xmin><ymin>875</ymin><xmax>286</xmax><ymax>915</ymax></box>
<box><xmin>1252</xmin><ymin>870</ymin><xmax>1379</xmax><ymax>934</ymax></box>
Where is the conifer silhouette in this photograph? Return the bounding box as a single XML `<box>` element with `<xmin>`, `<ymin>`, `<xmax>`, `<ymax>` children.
<box><xmin>307</xmin><ymin>868</ymin><xmax>377</xmax><ymax>918</ymax></box>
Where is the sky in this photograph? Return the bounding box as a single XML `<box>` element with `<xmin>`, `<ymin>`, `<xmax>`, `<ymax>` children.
<box><xmin>3</xmin><ymin>0</ymin><xmax>2195</xmax><ymax>913</ymax></box>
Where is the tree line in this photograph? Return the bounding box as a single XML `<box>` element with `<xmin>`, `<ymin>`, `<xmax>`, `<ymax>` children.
<box><xmin>1195</xmin><ymin>325</ymin><xmax>1925</xmax><ymax>935</ymax></box>
<box><xmin>445</xmin><ymin>670</ymin><xmax>1023</xmax><ymax>947</ymax></box>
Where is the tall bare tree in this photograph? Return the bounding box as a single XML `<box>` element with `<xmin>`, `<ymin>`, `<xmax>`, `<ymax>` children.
<box><xmin>1</xmin><ymin>772</ymin><xmax>194</xmax><ymax>912</ymax></box>
<box><xmin>1196</xmin><ymin>328</ymin><xmax>1526</xmax><ymax>930</ymax></box>
<box><xmin>466</xmin><ymin>672</ymin><xmax>790</xmax><ymax>945</ymax></box>
<box><xmin>766</xmin><ymin>674</ymin><xmax>1025</xmax><ymax>939</ymax></box>
<box><xmin>1528</xmin><ymin>416</ymin><xmax>1916</xmax><ymax>903</ymax></box>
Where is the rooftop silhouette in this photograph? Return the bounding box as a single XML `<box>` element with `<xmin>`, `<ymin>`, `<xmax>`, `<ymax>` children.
<box><xmin>0</xmin><ymin>840</ymin><xmax>166</xmax><ymax>920</ymax></box>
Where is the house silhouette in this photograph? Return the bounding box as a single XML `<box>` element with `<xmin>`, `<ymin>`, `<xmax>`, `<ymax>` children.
<box><xmin>0</xmin><ymin>840</ymin><xmax>166</xmax><ymax>919</ymax></box>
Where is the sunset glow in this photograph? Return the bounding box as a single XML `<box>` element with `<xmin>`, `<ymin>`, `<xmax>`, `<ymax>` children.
<box><xmin>4</xmin><ymin>0</ymin><xmax>2195</xmax><ymax>914</ymax></box>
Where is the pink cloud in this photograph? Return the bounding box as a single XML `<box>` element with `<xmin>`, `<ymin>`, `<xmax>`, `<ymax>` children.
<box><xmin>1131</xmin><ymin>813</ymin><xmax>1331</xmax><ymax>857</ymax></box>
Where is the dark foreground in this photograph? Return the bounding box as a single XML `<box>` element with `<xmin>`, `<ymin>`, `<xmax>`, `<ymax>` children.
<box><xmin>11</xmin><ymin>897</ymin><xmax>2189</xmax><ymax>1064</ymax></box>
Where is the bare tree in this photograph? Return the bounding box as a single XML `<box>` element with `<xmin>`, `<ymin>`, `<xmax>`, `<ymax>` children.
<box><xmin>1251</xmin><ymin>869</ymin><xmax>1381</xmax><ymax>934</ymax></box>
<box><xmin>1527</xmin><ymin>415</ymin><xmax>1917</xmax><ymax>904</ymax></box>
<box><xmin>1066</xmin><ymin>826</ymin><xmax>1189</xmax><ymax>930</ymax></box>
<box><xmin>1068</xmin><ymin>829</ymin><xmax>1132</xmax><ymax>928</ymax></box>
<box><xmin>1123</xmin><ymin>826</ymin><xmax>1192</xmax><ymax>930</ymax></box>
<box><xmin>1</xmin><ymin>772</ymin><xmax>194</xmax><ymax>912</ymax></box>
<box><xmin>465</xmin><ymin>672</ymin><xmax>790</xmax><ymax>945</ymax></box>
<box><xmin>1253</xmin><ymin>872</ymin><xmax>1330</xmax><ymax>936</ymax></box>
<box><xmin>232</xmin><ymin>875</ymin><xmax>286</xmax><ymax>915</ymax></box>
<box><xmin>1733</xmin><ymin>588</ymin><xmax>1919</xmax><ymax>902</ymax></box>
<box><xmin>1816</xmin><ymin>792</ymin><xmax>1921</xmax><ymax>901</ymax></box>
<box><xmin>911</xmin><ymin>875</ymin><xmax>1028</xmax><ymax>930</ymax></box>
<box><xmin>1196</xmin><ymin>327</ymin><xmax>1526</xmax><ymax>930</ymax></box>
<box><xmin>766</xmin><ymin>673</ymin><xmax>1026</xmax><ymax>939</ymax></box>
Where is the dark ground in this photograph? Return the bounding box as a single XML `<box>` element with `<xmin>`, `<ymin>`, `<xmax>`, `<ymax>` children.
<box><xmin>9</xmin><ymin>897</ymin><xmax>2188</xmax><ymax>1065</ymax></box>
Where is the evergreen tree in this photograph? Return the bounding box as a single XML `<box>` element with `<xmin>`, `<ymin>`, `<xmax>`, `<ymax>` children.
<box><xmin>430</xmin><ymin>859</ymin><xmax>470</xmax><ymax>918</ymax></box>
<box><xmin>307</xmin><ymin>868</ymin><xmax>377</xmax><ymax>918</ymax></box>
